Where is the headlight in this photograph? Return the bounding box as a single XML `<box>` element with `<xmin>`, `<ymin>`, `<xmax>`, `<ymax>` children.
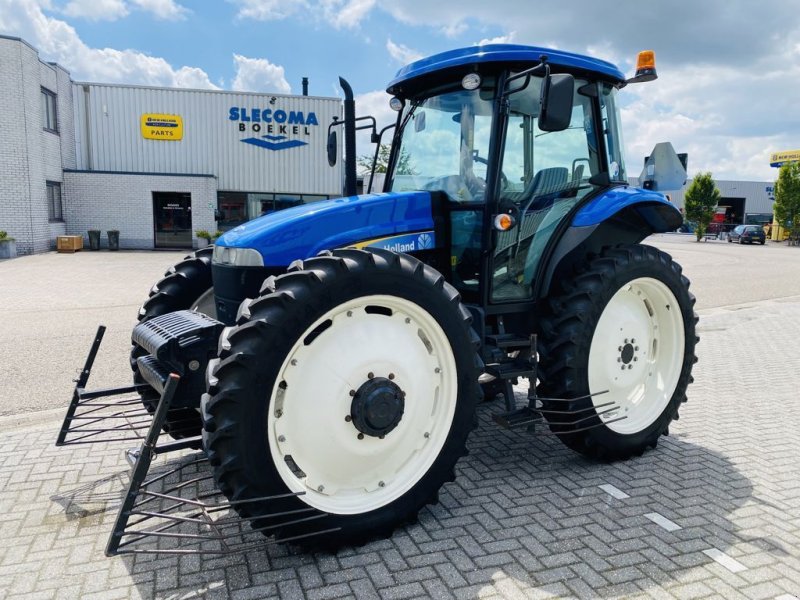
<box><xmin>212</xmin><ymin>245</ymin><xmax>264</xmax><ymax>267</ymax></box>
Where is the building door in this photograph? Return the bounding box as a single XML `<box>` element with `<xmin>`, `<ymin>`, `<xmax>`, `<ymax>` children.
<box><xmin>153</xmin><ymin>192</ymin><xmax>192</xmax><ymax>248</ymax></box>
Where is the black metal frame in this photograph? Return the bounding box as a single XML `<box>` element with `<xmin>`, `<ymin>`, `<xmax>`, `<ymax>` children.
<box><xmin>56</xmin><ymin>326</ymin><xmax>338</xmax><ymax>556</ymax></box>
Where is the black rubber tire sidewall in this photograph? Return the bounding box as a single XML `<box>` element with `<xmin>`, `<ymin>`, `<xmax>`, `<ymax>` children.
<box><xmin>131</xmin><ymin>246</ymin><xmax>214</xmax><ymax>439</ymax></box>
<box><xmin>538</xmin><ymin>244</ymin><xmax>697</xmax><ymax>460</ymax></box>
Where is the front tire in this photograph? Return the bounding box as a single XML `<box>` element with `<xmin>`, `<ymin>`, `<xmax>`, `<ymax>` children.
<box><xmin>131</xmin><ymin>247</ymin><xmax>214</xmax><ymax>439</ymax></box>
<box><xmin>202</xmin><ymin>249</ymin><xmax>480</xmax><ymax>547</ymax></box>
<box><xmin>537</xmin><ymin>244</ymin><xmax>698</xmax><ymax>460</ymax></box>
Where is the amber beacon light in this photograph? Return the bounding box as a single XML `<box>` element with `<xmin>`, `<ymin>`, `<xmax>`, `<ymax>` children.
<box><xmin>629</xmin><ymin>50</ymin><xmax>658</xmax><ymax>84</ymax></box>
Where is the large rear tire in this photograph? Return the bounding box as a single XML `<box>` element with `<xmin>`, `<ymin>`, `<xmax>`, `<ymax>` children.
<box><xmin>202</xmin><ymin>249</ymin><xmax>480</xmax><ymax>547</ymax></box>
<box><xmin>537</xmin><ymin>244</ymin><xmax>698</xmax><ymax>460</ymax></box>
<box><xmin>131</xmin><ymin>247</ymin><xmax>214</xmax><ymax>439</ymax></box>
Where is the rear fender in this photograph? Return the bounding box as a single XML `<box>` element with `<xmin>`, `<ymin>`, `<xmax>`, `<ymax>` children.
<box><xmin>539</xmin><ymin>188</ymin><xmax>682</xmax><ymax>298</ymax></box>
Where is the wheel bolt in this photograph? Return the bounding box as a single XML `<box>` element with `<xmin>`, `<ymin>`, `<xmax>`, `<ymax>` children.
<box><xmin>275</xmin><ymin>410</ymin><xmax>283</xmax><ymax>418</ymax></box>
<box><xmin>634</xmin><ymin>357</ymin><xmax>638</xmax><ymax>362</ymax></box>
<box><xmin>347</xmin><ymin>310</ymin><xmax>353</xmax><ymax>317</ymax></box>
<box><xmin>357</xmin><ymin>433</ymin><xmax>364</xmax><ymax>440</ymax></box>
<box><xmin>378</xmin><ymin>481</ymin><xmax>385</xmax><ymax>488</ymax></box>
<box><xmin>617</xmin><ymin>357</ymin><xmax>621</xmax><ymax>363</ymax></box>
<box><xmin>349</xmin><ymin>390</ymin><xmax>356</xmax><ymax>397</ymax></box>
<box><xmin>424</xmin><ymin>432</ymin><xmax>430</xmax><ymax>438</ymax></box>
<box><xmin>435</xmin><ymin>367</ymin><xmax>441</xmax><ymax>373</ymax></box>
<box><xmin>278</xmin><ymin>435</ymin><xmax>286</xmax><ymax>442</ymax></box>
<box><xmin>317</xmin><ymin>485</ymin><xmax>324</xmax><ymax>492</ymax></box>
<box><xmin>290</xmin><ymin>359</ymin><xmax>298</xmax><ymax>366</ymax></box>
<box><xmin>368</xmin><ymin>372</ymin><xmax>374</xmax><ymax>379</ymax></box>
<box><xmin>405</xmin><ymin>317</ymin><xmax>411</xmax><ymax>324</ymax></box>
<box><xmin>631</xmin><ymin>338</ymin><xmax>636</xmax><ymax>344</ymax></box>
<box><xmin>624</xmin><ymin>338</ymin><xmax>628</xmax><ymax>343</ymax></box>
<box><xmin>620</xmin><ymin>366</ymin><xmax>625</xmax><ymax>371</ymax></box>
<box><xmin>635</xmin><ymin>346</ymin><xmax>639</xmax><ymax>351</ymax></box>
<box><xmin>618</xmin><ymin>346</ymin><xmax>622</xmax><ymax>351</ymax></box>
<box><xmin>345</xmin><ymin>415</ymin><xmax>352</xmax><ymax>422</ymax></box>
<box><xmin>388</xmin><ymin>373</ymin><xmax>395</xmax><ymax>380</ymax></box>
<box><xmin>628</xmin><ymin>365</ymin><xmax>633</xmax><ymax>370</ymax></box>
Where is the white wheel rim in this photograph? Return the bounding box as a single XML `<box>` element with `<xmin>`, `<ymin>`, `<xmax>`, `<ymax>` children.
<box><xmin>267</xmin><ymin>294</ymin><xmax>458</xmax><ymax>514</ymax></box>
<box><xmin>588</xmin><ymin>277</ymin><xmax>684</xmax><ymax>435</ymax></box>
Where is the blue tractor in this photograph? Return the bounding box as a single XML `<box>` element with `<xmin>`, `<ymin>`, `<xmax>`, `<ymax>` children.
<box><xmin>116</xmin><ymin>45</ymin><xmax>697</xmax><ymax>548</ymax></box>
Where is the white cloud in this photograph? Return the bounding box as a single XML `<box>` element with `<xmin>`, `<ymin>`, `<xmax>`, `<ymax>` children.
<box><xmin>386</xmin><ymin>38</ymin><xmax>422</xmax><ymax>64</ymax></box>
<box><xmin>477</xmin><ymin>32</ymin><xmax>515</xmax><ymax>46</ymax></box>
<box><xmin>231</xmin><ymin>53</ymin><xmax>291</xmax><ymax>94</ymax></box>
<box><xmin>231</xmin><ymin>0</ymin><xmax>307</xmax><ymax>20</ymax></box>
<box><xmin>0</xmin><ymin>0</ymin><xmax>218</xmax><ymax>88</ymax></box>
<box><xmin>321</xmin><ymin>0</ymin><xmax>375</xmax><ymax>28</ymax></box>
<box><xmin>231</xmin><ymin>0</ymin><xmax>373</xmax><ymax>28</ymax></box>
<box><xmin>129</xmin><ymin>0</ymin><xmax>190</xmax><ymax>20</ymax></box>
<box><xmin>63</xmin><ymin>0</ymin><xmax>128</xmax><ymax>21</ymax></box>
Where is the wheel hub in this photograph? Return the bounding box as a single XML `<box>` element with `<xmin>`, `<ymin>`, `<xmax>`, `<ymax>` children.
<box><xmin>620</xmin><ymin>342</ymin><xmax>635</xmax><ymax>364</ymax></box>
<box><xmin>350</xmin><ymin>376</ymin><xmax>405</xmax><ymax>437</ymax></box>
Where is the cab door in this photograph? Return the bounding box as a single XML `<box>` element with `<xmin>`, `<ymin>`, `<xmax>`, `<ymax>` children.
<box><xmin>489</xmin><ymin>78</ymin><xmax>603</xmax><ymax>303</ymax></box>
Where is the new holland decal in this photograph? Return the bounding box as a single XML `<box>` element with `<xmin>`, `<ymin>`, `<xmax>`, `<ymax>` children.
<box><xmin>349</xmin><ymin>231</ymin><xmax>436</xmax><ymax>253</ymax></box>
<box><xmin>229</xmin><ymin>106</ymin><xmax>319</xmax><ymax>152</ymax></box>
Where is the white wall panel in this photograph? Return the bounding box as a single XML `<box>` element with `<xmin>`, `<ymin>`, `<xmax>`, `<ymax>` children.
<box><xmin>74</xmin><ymin>83</ymin><xmax>343</xmax><ymax>195</ymax></box>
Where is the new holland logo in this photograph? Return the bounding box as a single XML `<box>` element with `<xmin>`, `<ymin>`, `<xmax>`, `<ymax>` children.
<box><xmin>229</xmin><ymin>106</ymin><xmax>318</xmax><ymax>152</ymax></box>
<box><xmin>417</xmin><ymin>233</ymin><xmax>433</xmax><ymax>250</ymax></box>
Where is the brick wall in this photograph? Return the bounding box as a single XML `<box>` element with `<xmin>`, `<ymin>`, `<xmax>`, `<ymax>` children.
<box><xmin>62</xmin><ymin>172</ymin><xmax>217</xmax><ymax>249</ymax></box>
<box><xmin>0</xmin><ymin>37</ymin><xmax>73</xmax><ymax>255</ymax></box>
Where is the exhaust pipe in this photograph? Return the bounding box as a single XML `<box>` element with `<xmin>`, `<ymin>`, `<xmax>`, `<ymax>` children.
<box><xmin>339</xmin><ymin>77</ymin><xmax>357</xmax><ymax>197</ymax></box>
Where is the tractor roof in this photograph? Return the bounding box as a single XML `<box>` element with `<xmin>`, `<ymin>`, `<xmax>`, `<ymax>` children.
<box><xmin>386</xmin><ymin>44</ymin><xmax>625</xmax><ymax>94</ymax></box>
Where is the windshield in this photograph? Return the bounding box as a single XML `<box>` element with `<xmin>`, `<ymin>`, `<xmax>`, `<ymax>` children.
<box><xmin>388</xmin><ymin>87</ymin><xmax>494</xmax><ymax>202</ymax></box>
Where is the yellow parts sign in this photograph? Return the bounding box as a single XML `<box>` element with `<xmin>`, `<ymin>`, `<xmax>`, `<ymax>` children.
<box><xmin>141</xmin><ymin>114</ymin><xmax>183</xmax><ymax>140</ymax></box>
<box><xmin>769</xmin><ymin>149</ymin><xmax>800</xmax><ymax>168</ymax></box>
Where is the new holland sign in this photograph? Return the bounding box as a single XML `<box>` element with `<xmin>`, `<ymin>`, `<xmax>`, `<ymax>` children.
<box><xmin>141</xmin><ymin>114</ymin><xmax>183</xmax><ymax>140</ymax></box>
<box><xmin>770</xmin><ymin>149</ymin><xmax>800</xmax><ymax>168</ymax></box>
<box><xmin>229</xmin><ymin>107</ymin><xmax>319</xmax><ymax>151</ymax></box>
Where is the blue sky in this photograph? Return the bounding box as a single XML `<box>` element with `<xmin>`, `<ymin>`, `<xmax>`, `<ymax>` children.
<box><xmin>2</xmin><ymin>0</ymin><xmax>800</xmax><ymax>181</ymax></box>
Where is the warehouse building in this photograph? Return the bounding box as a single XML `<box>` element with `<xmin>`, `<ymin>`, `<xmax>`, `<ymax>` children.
<box><xmin>0</xmin><ymin>35</ymin><xmax>342</xmax><ymax>255</ymax></box>
<box><xmin>629</xmin><ymin>177</ymin><xmax>776</xmax><ymax>227</ymax></box>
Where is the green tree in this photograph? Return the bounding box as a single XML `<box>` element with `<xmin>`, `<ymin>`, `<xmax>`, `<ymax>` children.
<box><xmin>684</xmin><ymin>172</ymin><xmax>721</xmax><ymax>241</ymax></box>
<box><xmin>773</xmin><ymin>162</ymin><xmax>800</xmax><ymax>240</ymax></box>
<box><xmin>357</xmin><ymin>145</ymin><xmax>413</xmax><ymax>175</ymax></box>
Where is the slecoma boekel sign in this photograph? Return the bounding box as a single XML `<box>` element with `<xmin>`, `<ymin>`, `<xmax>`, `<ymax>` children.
<box><xmin>229</xmin><ymin>107</ymin><xmax>319</xmax><ymax>151</ymax></box>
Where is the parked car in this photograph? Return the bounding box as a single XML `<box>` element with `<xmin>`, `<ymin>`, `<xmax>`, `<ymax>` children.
<box><xmin>728</xmin><ymin>224</ymin><xmax>766</xmax><ymax>245</ymax></box>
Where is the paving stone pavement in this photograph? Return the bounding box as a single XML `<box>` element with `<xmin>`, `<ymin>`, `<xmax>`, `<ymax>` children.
<box><xmin>1</xmin><ymin>295</ymin><xmax>799</xmax><ymax>600</ymax></box>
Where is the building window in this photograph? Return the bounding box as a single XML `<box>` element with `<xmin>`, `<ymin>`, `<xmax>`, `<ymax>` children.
<box><xmin>47</xmin><ymin>181</ymin><xmax>63</xmax><ymax>222</ymax></box>
<box><xmin>41</xmin><ymin>88</ymin><xmax>58</xmax><ymax>133</ymax></box>
<box><xmin>216</xmin><ymin>192</ymin><xmax>330</xmax><ymax>231</ymax></box>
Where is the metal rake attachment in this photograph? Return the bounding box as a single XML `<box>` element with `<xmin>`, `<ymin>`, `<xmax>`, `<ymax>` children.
<box><xmin>492</xmin><ymin>390</ymin><xmax>627</xmax><ymax>433</ymax></box>
<box><xmin>108</xmin><ymin>449</ymin><xmax>338</xmax><ymax>556</ymax></box>
<box><xmin>55</xmin><ymin>325</ymin><xmax>339</xmax><ymax>556</ymax></box>
<box><xmin>56</xmin><ymin>326</ymin><xmax>196</xmax><ymax>447</ymax></box>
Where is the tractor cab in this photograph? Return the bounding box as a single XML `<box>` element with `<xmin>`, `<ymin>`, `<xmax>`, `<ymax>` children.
<box><xmin>378</xmin><ymin>46</ymin><xmax>635</xmax><ymax>309</ymax></box>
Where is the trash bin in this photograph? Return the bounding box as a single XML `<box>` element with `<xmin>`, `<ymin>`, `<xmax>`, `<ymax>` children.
<box><xmin>107</xmin><ymin>230</ymin><xmax>120</xmax><ymax>251</ymax></box>
<box><xmin>88</xmin><ymin>229</ymin><xmax>101</xmax><ymax>250</ymax></box>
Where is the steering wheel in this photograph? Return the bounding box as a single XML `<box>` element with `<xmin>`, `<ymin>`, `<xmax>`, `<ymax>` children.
<box><xmin>472</xmin><ymin>155</ymin><xmax>509</xmax><ymax>191</ymax></box>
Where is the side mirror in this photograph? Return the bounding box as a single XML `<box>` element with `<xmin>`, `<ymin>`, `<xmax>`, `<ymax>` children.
<box><xmin>414</xmin><ymin>111</ymin><xmax>426</xmax><ymax>132</ymax></box>
<box><xmin>327</xmin><ymin>130</ymin><xmax>337</xmax><ymax>166</ymax></box>
<box><xmin>539</xmin><ymin>73</ymin><xmax>574</xmax><ymax>132</ymax></box>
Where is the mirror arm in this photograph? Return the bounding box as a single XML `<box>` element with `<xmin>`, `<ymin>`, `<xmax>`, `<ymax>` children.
<box><xmin>502</xmin><ymin>58</ymin><xmax>548</xmax><ymax>97</ymax></box>
<box><xmin>367</xmin><ymin>124</ymin><xmax>397</xmax><ymax>194</ymax></box>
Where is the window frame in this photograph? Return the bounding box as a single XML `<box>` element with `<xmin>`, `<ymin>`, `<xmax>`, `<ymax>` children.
<box><xmin>47</xmin><ymin>181</ymin><xmax>63</xmax><ymax>222</ymax></box>
<box><xmin>41</xmin><ymin>87</ymin><xmax>59</xmax><ymax>134</ymax></box>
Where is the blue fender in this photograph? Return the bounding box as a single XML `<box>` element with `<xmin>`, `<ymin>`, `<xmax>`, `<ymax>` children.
<box><xmin>572</xmin><ymin>185</ymin><xmax>682</xmax><ymax>231</ymax></box>
<box><xmin>216</xmin><ymin>191</ymin><xmax>435</xmax><ymax>266</ymax></box>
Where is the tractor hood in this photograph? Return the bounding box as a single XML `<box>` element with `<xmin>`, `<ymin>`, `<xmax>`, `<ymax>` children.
<box><xmin>215</xmin><ymin>191</ymin><xmax>435</xmax><ymax>267</ymax></box>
